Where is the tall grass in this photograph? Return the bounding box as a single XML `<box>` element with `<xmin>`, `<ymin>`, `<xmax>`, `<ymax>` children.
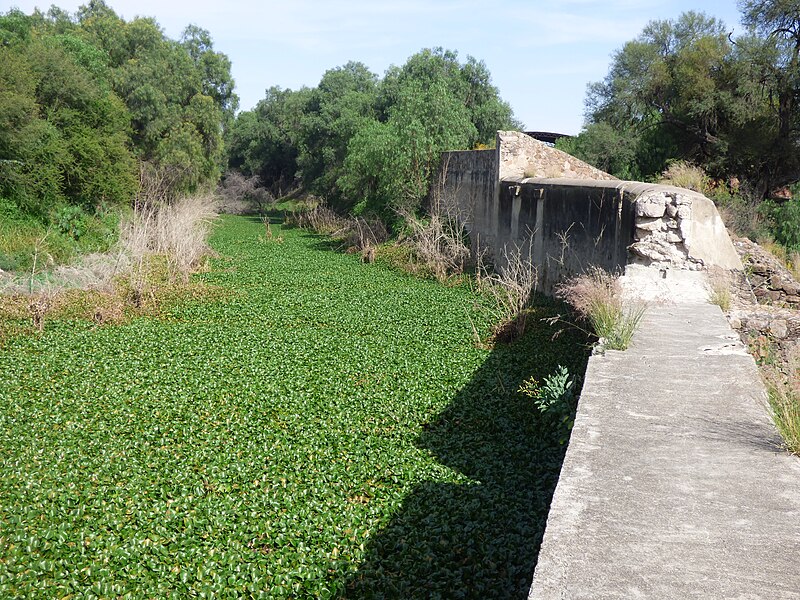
<box><xmin>762</xmin><ymin>345</ymin><xmax>800</xmax><ymax>455</ymax></box>
<box><xmin>556</xmin><ymin>266</ymin><xmax>645</xmax><ymax>350</ymax></box>
<box><xmin>121</xmin><ymin>195</ymin><xmax>218</xmax><ymax>282</ymax></box>
<box><xmin>477</xmin><ymin>240</ymin><xmax>538</xmax><ymax>342</ymax></box>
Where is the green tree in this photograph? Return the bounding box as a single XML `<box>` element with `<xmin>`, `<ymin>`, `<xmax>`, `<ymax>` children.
<box><xmin>570</xmin><ymin>6</ymin><xmax>800</xmax><ymax>196</ymax></box>
<box><xmin>227</xmin><ymin>86</ymin><xmax>311</xmax><ymax>196</ymax></box>
<box><xmin>0</xmin><ymin>13</ymin><xmax>136</xmax><ymax>216</ymax></box>
<box><xmin>296</xmin><ymin>62</ymin><xmax>379</xmax><ymax>205</ymax></box>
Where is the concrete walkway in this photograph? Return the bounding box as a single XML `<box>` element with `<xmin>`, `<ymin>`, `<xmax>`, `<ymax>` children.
<box><xmin>530</xmin><ymin>299</ymin><xmax>800</xmax><ymax>599</ymax></box>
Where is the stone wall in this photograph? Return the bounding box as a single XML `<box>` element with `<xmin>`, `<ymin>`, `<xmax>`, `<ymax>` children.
<box><xmin>494</xmin><ymin>179</ymin><xmax>742</xmax><ymax>292</ymax></box>
<box><xmin>435</xmin><ymin>148</ymin><xmax>497</xmax><ymax>251</ymax></box>
<box><xmin>497</xmin><ymin>130</ymin><xmax>616</xmax><ymax>181</ymax></box>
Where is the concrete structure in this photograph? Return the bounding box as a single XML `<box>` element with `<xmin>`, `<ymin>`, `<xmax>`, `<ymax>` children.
<box><xmin>438</xmin><ymin>131</ymin><xmax>741</xmax><ymax>292</ymax></box>
<box><xmin>438</xmin><ymin>132</ymin><xmax>799</xmax><ymax>598</ymax></box>
<box><xmin>529</xmin><ymin>294</ymin><xmax>800</xmax><ymax>599</ymax></box>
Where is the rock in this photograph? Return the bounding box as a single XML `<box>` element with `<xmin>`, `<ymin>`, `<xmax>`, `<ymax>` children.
<box><xmin>767</xmin><ymin>290</ymin><xmax>782</xmax><ymax>302</ymax></box>
<box><xmin>665</xmin><ymin>203</ymin><xmax>679</xmax><ymax>218</ymax></box>
<box><xmin>786</xmin><ymin>295</ymin><xmax>800</xmax><ymax>304</ymax></box>
<box><xmin>636</xmin><ymin>196</ymin><xmax>666</xmax><ymax>218</ymax></box>
<box><xmin>783</xmin><ymin>282</ymin><xmax>800</xmax><ymax>295</ymax></box>
<box><xmin>636</xmin><ymin>217</ymin><xmax>665</xmax><ymax>231</ymax></box>
<box><xmin>770</xmin><ymin>275</ymin><xmax>783</xmax><ymax>288</ymax></box>
<box><xmin>770</xmin><ymin>320</ymin><xmax>789</xmax><ymax>339</ymax></box>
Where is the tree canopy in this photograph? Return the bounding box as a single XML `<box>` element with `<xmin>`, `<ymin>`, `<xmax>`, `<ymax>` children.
<box><xmin>0</xmin><ymin>2</ymin><xmax>236</xmax><ymax>218</ymax></box>
<box><xmin>228</xmin><ymin>48</ymin><xmax>518</xmax><ymax>219</ymax></box>
<box><xmin>559</xmin><ymin>4</ymin><xmax>800</xmax><ymax>197</ymax></box>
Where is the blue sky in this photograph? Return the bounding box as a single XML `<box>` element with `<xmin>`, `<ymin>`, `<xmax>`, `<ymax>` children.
<box><xmin>8</xmin><ymin>0</ymin><xmax>745</xmax><ymax>134</ymax></box>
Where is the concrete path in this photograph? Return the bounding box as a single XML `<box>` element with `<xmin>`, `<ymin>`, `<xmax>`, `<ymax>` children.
<box><xmin>530</xmin><ymin>299</ymin><xmax>800</xmax><ymax>599</ymax></box>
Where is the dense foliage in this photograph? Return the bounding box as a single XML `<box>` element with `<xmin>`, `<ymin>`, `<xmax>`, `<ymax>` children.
<box><xmin>0</xmin><ymin>216</ymin><xmax>589</xmax><ymax>598</ymax></box>
<box><xmin>227</xmin><ymin>49</ymin><xmax>519</xmax><ymax>220</ymax></box>
<box><xmin>0</xmin><ymin>2</ymin><xmax>236</xmax><ymax>220</ymax></box>
<box><xmin>559</xmin><ymin>3</ymin><xmax>800</xmax><ymax>198</ymax></box>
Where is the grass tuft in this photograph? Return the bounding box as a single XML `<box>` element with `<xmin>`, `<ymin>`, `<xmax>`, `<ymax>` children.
<box><xmin>556</xmin><ymin>266</ymin><xmax>645</xmax><ymax>350</ymax></box>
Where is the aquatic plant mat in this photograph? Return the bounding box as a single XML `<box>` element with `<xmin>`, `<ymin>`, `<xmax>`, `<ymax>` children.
<box><xmin>0</xmin><ymin>215</ymin><xmax>589</xmax><ymax>598</ymax></box>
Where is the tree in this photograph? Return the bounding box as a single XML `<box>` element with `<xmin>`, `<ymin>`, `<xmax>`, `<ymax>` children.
<box><xmin>0</xmin><ymin>13</ymin><xmax>136</xmax><ymax>215</ymax></box>
<box><xmin>294</xmin><ymin>62</ymin><xmax>379</xmax><ymax>206</ymax></box>
<box><xmin>338</xmin><ymin>76</ymin><xmax>476</xmax><ymax>219</ymax></box>
<box><xmin>566</xmin><ymin>8</ymin><xmax>800</xmax><ymax>196</ymax></box>
<box><xmin>227</xmin><ymin>86</ymin><xmax>311</xmax><ymax>197</ymax></box>
<box><xmin>228</xmin><ymin>48</ymin><xmax>519</xmax><ymax>217</ymax></box>
<box><xmin>738</xmin><ymin>0</ymin><xmax>800</xmax><ymax>192</ymax></box>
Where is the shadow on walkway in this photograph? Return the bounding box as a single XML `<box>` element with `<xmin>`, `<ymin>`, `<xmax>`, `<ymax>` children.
<box><xmin>345</xmin><ymin>307</ymin><xmax>590</xmax><ymax>598</ymax></box>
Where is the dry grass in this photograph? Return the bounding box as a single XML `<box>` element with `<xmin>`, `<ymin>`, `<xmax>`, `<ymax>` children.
<box><xmin>1</xmin><ymin>194</ymin><xmax>220</xmax><ymax>332</ymax></box>
<box><xmin>658</xmin><ymin>160</ymin><xmax>710</xmax><ymax>194</ymax></box>
<box><xmin>707</xmin><ymin>268</ymin><xmax>732</xmax><ymax>312</ymax></box>
<box><xmin>121</xmin><ymin>195</ymin><xmax>218</xmax><ymax>283</ymax></box>
<box><xmin>476</xmin><ymin>240</ymin><xmax>538</xmax><ymax>343</ymax></box>
<box><xmin>556</xmin><ymin>266</ymin><xmax>645</xmax><ymax>350</ymax></box>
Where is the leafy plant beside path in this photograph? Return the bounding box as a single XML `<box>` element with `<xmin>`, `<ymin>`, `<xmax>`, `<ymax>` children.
<box><xmin>0</xmin><ymin>216</ymin><xmax>589</xmax><ymax>598</ymax></box>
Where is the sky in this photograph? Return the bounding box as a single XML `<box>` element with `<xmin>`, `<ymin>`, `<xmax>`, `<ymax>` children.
<box><xmin>6</xmin><ymin>0</ymin><xmax>745</xmax><ymax>134</ymax></box>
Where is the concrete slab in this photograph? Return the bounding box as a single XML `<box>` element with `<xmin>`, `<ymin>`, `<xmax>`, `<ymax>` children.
<box><xmin>530</xmin><ymin>301</ymin><xmax>800</xmax><ymax>599</ymax></box>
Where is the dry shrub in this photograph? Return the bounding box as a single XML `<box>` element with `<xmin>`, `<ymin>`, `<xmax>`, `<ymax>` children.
<box><xmin>658</xmin><ymin>160</ymin><xmax>710</xmax><ymax>194</ymax></box>
<box><xmin>338</xmin><ymin>217</ymin><xmax>388</xmax><ymax>255</ymax></box>
<box><xmin>556</xmin><ymin>266</ymin><xmax>644</xmax><ymax>350</ymax></box>
<box><xmin>217</xmin><ymin>171</ymin><xmax>276</xmax><ymax>215</ymax></box>
<box><xmin>477</xmin><ymin>240</ymin><xmax>538</xmax><ymax>342</ymax></box>
<box><xmin>299</xmin><ymin>205</ymin><xmax>349</xmax><ymax>236</ymax></box>
<box><xmin>401</xmin><ymin>211</ymin><xmax>470</xmax><ymax>282</ymax></box>
<box><xmin>120</xmin><ymin>195</ymin><xmax>218</xmax><ymax>283</ymax></box>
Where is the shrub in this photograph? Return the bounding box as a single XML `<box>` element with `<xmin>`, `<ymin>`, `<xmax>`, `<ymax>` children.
<box><xmin>556</xmin><ymin>266</ymin><xmax>645</xmax><ymax>350</ymax></box>
<box><xmin>764</xmin><ymin>198</ymin><xmax>800</xmax><ymax>251</ymax></box>
<box><xmin>658</xmin><ymin>160</ymin><xmax>710</xmax><ymax>194</ymax></box>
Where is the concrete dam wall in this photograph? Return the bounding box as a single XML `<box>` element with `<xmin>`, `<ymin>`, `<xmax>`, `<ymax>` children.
<box><xmin>438</xmin><ymin>132</ymin><xmax>800</xmax><ymax>598</ymax></box>
<box><xmin>439</xmin><ymin>131</ymin><xmax>741</xmax><ymax>293</ymax></box>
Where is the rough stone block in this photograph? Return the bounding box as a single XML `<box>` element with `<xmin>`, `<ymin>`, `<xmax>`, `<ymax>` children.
<box><xmin>769</xmin><ymin>319</ymin><xmax>788</xmax><ymax>339</ymax></box>
<box><xmin>636</xmin><ymin>196</ymin><xmax>667</xmax><ymax>218</ymax></box>
<box><xmin>636</xmin><ymin>217</ymin><xmax>665</xmax><ymax>232</ymax></box>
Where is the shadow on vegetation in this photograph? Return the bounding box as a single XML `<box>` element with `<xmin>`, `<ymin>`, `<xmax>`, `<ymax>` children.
<box><xmin>344</xmin><ymin>305</ymin><xmax>590</xmax><ymax>599</ymax></box>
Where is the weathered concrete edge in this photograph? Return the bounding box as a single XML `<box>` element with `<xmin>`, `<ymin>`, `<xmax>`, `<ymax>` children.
<box><xmin>528</xmin><ymin>301</ymin><xmax>800</xmax><ymax>599</ymax></box>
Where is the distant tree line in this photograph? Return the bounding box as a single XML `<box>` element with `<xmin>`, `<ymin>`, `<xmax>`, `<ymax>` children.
<box><xmin>0</xmin><ymin>1</ymin><xmax>236</xmax><ymax>220</ymax></box>
<box><xmin>226</xmin><ymin>48</ymin><xmax>520</xmax><ymax>222</ymax></box>
<box><xmin>558</xmin><ymin>2</ymin><xmax>800</xmax><ymax>200</ymax></box>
